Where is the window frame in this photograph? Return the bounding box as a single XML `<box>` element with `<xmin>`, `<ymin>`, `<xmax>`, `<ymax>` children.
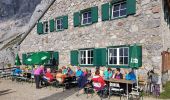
<box><xmin>43</xmin><ymin>21</ymin><xmax>49</xmax><ymax>33</ymax></box>
<box><xmin>111</xmin><ymin>1</ymin><xmax>127</xmax><ymax>19</ymax></box>
<box><xmin>55</xmin><ymin>18</ymin><xmax>64</xmax><ymax>31</ymax></box>
<box><xmin>108</xmin><ymin>47</ymin><xmax>129</xmax><ymax>66</ymax></box>
<box><xmin>81</xmin><ymin>10</ymin><xmax>92</xmax><ymax>25</ymax></box>
<box><xmin>79</xmin><ymin>49</ymin><xmax>93</xmax><ymax>65</ymax></box>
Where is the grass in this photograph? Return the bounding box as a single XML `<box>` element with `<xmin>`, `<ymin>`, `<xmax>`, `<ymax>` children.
<box><xmin>160</xmin><ymin>81</ymin><xmax>170</xmax><ymax>99</ymax></box>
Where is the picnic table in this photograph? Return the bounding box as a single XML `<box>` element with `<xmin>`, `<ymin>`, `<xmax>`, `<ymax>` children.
<box><xmin>0</xmin><ymin>71</ymin><xmax>12</xmax><ymax>79</ymax></box>
<box><xmin>105</xmin><ymin>79</ymin><xmax>135</xmax><ymax>99</ymax></box>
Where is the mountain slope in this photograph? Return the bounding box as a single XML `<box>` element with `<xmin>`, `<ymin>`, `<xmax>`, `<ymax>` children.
<box><xmin>0</xmin><ymin>0</ymin><xmax>56</xmax><ymax>68</ymax></box>
<box><xmin>0</xmin><ymin>0</ymin><xmax>42</xmax><ymax>68</ymax></box>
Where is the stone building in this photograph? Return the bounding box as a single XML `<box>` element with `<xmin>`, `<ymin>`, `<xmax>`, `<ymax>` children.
<box><xmin>18</xmin><ymin>0</ymin><xmax>170</xmax><ymax>81</ymax></box>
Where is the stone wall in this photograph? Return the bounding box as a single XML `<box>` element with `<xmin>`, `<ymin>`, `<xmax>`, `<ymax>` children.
<box><xmin>161</xmin><ymin>1</ymin><xmax>170</xmax><ymax>51</ymax></box>
<box><xmin>0</xmin><ymin>48</ymin><xmax>15</xmax><ymax>68</ymax></box>
<box><xmin>19</xmin><ymin>0</ymin><xmax>162</xmax><ymax>75</ymax></box>
<box><xmin>160</xmin><ymin>0</ymin><xmax>170</xmax><ymax>83</ymax></box>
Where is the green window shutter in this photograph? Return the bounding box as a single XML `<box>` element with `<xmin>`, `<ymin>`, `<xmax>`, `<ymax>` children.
<box><xmin>22</xmin><ymin>53</ymin><xmax>27</xmax><ymax>65</ymax></box>
<box><xmin>73</xmin><ymin>12</ymin><xmax>80</xmax><ymax>27</ymax></box>
<box><xmin>94</xmin><ymin>48</ymin><xmax>106</xmax><ymax>67</ymax></box>
<box><xmin>101</xmin><ymin>3</ymin><xmax>110</xmax><ymax>21</ymax></box>
<box><xmin>53</xmin><ymin>52</ymin><xmax>59</xmax><ymax>65</ymax></box>
<box><xmin>127</xmin><ymin>0</ymin><xmax>136</xmax><ymax>15</ymax></box>
<box><xmin>37</xmin><ymin>22</ymin><xmax>43</xmax><ymax>34</ymax></box>
<box><xmin>91</xmin><ymin>6</ymin><xmax>98</xmax><ymax>23</ymax></box>
<box><xmin>129</xmin><ymin>45</ymin><xmax>142</xmax><ymax>68</ymax></box>
<box><xmin>137</xmin><ymin>46</ymin><xmax>142</xmax><ymax>67</ymax></box>
<box><xmin>129</xmin><ymin>46</ymin><xmax>133</xmax><ymax>65</ymax></box>
<box><xmin>50</xmin><ymin>19</ymin><xmax>55</xmax><ymax>32</ymax></box>
<box><xmin>63</xmin><ymin>15</ymin><xmax>68</xmax><ymax>29</ymax></box>
<box><xmin>70</xmin><ymin>50</ymin><xmax>79</xmax><ymax>66</ymax></box>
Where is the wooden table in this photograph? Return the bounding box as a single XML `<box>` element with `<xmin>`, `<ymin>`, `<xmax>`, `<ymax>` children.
<box><xmin>105</xmin><ymin>79</ymin><xmax>135</xmax><ymax>84</ymax></box>
<box><xmin>105</xmin><ymin>79</ymin><xmax>135</xmax><ymax>99</ymax></box>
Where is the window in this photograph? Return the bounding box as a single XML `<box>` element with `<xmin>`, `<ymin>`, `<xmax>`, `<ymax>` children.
<box><xmin>112</xmin><ymin>2</ymin><xmax>127</xmax><ymax>19</ymax></box>
<box><xmin>108</xmin><ymin>47</ymin><xmax>129</xmax><ymax>65</ymax></box>
<box><xmin>163</xmin><ymin>0</ymin><xmax>170</xmax><ymax>25</ymax></box>
<box><xmin>80</xmin><ymin>49</ymin><xmax>93</xmax><ymax>65</ymax></box>
<box><xmin>81</xmin><ymin>11</ymin><xmax>92</xmax><ymax>25</ymax></box>
<box><xmin>45</xmin><ymin>51</ymin><xmax>53</xmax><ymax>65</ymax></box>
<box><xmin>102</xmin><ymin>1</ymin><xmax>136</xmax><ymax>21</ymax></box>
<box><xmin>45</xmin><ymin>51</ymin><xmax>59</xmax><ymax>66</ymax></box>
<box><xmin>56</xmin><ymin>18</ymin><xmax>63</xmax><ymax>30</ymax></box>
<box><xmin>74</xmin><ymin>6</ymin><xmax>98</xmax><ymax>27</ymax></box>
<box><xmin>43</xmin><ymin>22</ymin><xmax>48</xmax><ymax>33</ymax></box>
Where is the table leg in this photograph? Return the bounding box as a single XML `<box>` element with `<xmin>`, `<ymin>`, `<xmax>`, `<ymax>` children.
<box><xmin>108</xmin><ymin>82</ymin><xmax>110</xmax><ymax>99</ymax></box>
<box><xmin>127</xmin><ymin>83</ymin><xmax>129</xmax><ymax>99</ymax></box>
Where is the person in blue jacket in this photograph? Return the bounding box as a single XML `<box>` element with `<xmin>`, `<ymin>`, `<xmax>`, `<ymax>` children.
<box><xmin>76</xmin><ymin>67</ymin><xmax>83</xmax><ymax>77</ymax></box>
<box><xmin>124</xmin><ymin>68</ymin><xmax>137</xmax><ymax>93</ymax></box>
<box><xmin>13</xmin><ymin>67</ymin><xmax>22</xmax><ymax>76</ymax></box>
<box><xmin>125</xmin><ymin>69</ymin><xmax>136</xmax><ymax>81</ymax></box>
<box><xmin>76</xmin><ymin>66</ymin><xmax>88</xmax><ymax>96</ymax></box>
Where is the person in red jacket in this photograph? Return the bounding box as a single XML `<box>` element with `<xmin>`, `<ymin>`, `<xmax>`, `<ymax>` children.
<box><xmin>92</xmin><ymin>69</ymin><xmax>106</xmax><ymax>91</ymax></box>
<box><xmin>45</xmin><ymin>68</ymin><xmax>54</xmax><ymax>82</ymax></box>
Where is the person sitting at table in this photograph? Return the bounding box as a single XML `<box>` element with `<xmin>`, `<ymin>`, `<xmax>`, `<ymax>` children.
<box><xmin>62</xmin><ymin>66</ymin><xmax>67</xmax><ymax>75</ymax></box>
<box><xmin>56</xmin><ymin>69</ymin><xmax>66</xmax><ymax>84</ymax></box>
<box><xmin>99</xmin><ymin>66</ymin><xmax>105</xmax><ymax>77</ymax></box>
<box><xmin>76</xmin><ymin>66</ymin><xmax>88</xmax><ymax>95</ymax></box>
<box><xmin>76</xmin><ymin>66</ymin><xmax>83</xmax><ymax>77</ymax></box>
<box><xmin>125</xmin><ymin>69</ymin><xmax>136</xmax><ymax>81</ymax></box>
<box><xmin>114</xmin><ymin>68</ymin><xmax>123</xmax><ymax>79</ymax></box>
<box><xmin>65</xmin><ymin>67</ymin><xmax>75</xmax><ymax>85</ymax></box>
<box><xmin>67</xmin><ymin>67</ymin><xmax>74</xmax><ymax>76</ymax></box>
<box><xmin>13</xmin><ymin>66</ymin><xmax>22</xmax><ymax>76</ymax></box>
<box><xmin>83</xmin><ymin>68</ymin><xmax>89</xmax><ymax>77</ymax></box>
<box><xmin>11</xmin><ymin>66</ymin><xmax>22</xmax><ymax>81</ymax></box>
<box><xmin>103</xmin><ymin>67</ymin><xmax>113</xmax><ymax>80</ymax></box>
<box><xmin>44</xmin><ymin>68</ymin><xmax>54</xmax><ymax>82</ymax></box>
<box><xmin>88</xmin><ymin>69</ymin><xmax>92</xmax><ymax>77</ymax></box>
<box><xmin>91</xmin><ymin>68</ymin><xmax>96</xmax><ymax>77</ymax></box>
<box><xmin>92</xmin><ymin>69</ymin><xmax>106</xmax><ymax>91</ymax></box>
<box><xmin>125</xmin><ymin>69</ymin><xmax>137</xmax><ymax>93</ymax></box>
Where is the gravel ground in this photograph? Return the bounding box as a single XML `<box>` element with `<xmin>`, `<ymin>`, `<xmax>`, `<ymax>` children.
<box><xmin>0</xmin><ymin>79</ymin><xmax>164</xmax><ymax>100</ymax></box>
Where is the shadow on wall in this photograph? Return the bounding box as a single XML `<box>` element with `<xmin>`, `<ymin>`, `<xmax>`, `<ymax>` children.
<box><xmin>39</xmin><ymin>88</ymin><xmax>79</xmax><ymax>100</ymax></box>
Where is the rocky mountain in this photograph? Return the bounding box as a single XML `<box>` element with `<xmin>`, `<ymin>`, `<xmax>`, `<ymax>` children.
<box><xmin>0</xmin><ymin>0</ymin><xmax>42</xmax><ymax>68</ymax></box>
<box><xmin>0</xmin><ymin>0</ymin><xmax>41</xmax><ymax>43</ymax></box>
<box><xmin>0</xmin><ymin>0</ymin><xmax>55</xmax><ymax>68</ymax></box>
<box><xmin>0</xmin><ymin>0</ymin><xmax>41</xmax><ymax>20</ymax></box>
